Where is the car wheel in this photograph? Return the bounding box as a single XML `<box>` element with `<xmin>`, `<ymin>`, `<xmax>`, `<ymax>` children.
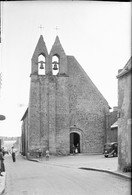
<box><xmin>113</xmin><ymin>153</ymin><xmax>116</xmax><ymax>157</ymax></box>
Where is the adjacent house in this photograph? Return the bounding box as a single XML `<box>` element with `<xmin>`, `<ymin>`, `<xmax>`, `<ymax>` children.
<box><xmin>117</xmin><ymin>57</ymin><xmax>131</xmax><ymax>172</ymax></box>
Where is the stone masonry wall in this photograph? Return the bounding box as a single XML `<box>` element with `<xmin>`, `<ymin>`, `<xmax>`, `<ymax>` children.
<box><xmin>21</xmin><ymin>122</ymin><xmax>25</xmax><ymax>155</ymax></box>
<box><xmin>118</xmin><ymin>71</ymin><xmax>131</xmax><ymax>171</ymax></box>
<box><xmin>48</xmin><ymin>76</ymin><xmax>57</xmax><ymax>154</ymax></box>
<box><xmin>107</xmin><ymin>110</ymin><xmax>118</xmax><ymax>142</ymax></box>
<box><xmin>21</xmin><ymin>112</ymin><xmax>28</xmax><ymax>155</ymax></box>
<box><xmin>39</xmin><ymin>76</ymin><xmax>49</xmax><ymax>151</ymax></box>
<box><xmin>109</xmin><ymin>127</ymin><xmax>118</xmax><ymax>142</ymax></box>
<box><xmin>67</xmin><ymin>56</ymin><xmax>110</xmax><ymax>153</ymax></box>
<box><xmin>110</xmin><ymin>111</ymin><xmax>118</xmax><ymax>126</ymax></box>
<box><xmin>28</xmin><ymin>74</ymin><xmax>70</xmax><ymax>155</ymax></box>
<box><xmin>28</xmin><ymin>75</ymin><xmax>42</xmax><ymax>151</ymax></box>
<box><xmin>24</xmin><ymin>114</ymin><xmax>28</xmax><ymax>155</ymax></box>
<box><xmin>56</xmin><ymin>76</ymin><xmax>69</xmax><ymax>155</ymax></box>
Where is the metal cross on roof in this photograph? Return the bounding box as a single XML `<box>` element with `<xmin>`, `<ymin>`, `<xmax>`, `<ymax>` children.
<box><xmin>55</xmin><ymin>26</ymin><xmax>60</xmax><ymax>35</ymax></box>
<box><xmin>38</xmin><ymin>25</ymin><xmax>44</xmax><ymax>35</ymax></box>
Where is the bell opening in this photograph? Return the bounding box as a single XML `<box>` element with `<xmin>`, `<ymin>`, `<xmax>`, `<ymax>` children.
<box><xmin>52</xmin><ymin>55</ymin><xmax>59</xmax><ymax>75</ymax></box>
<box><xmin>39</xmin><ymin>61</ymin><xmax>45</xmax><ymax>69</ymax></box>
<box><xmin>53</xmin><ymin>61</ymin><xmax>59</xmax><ymax>70</ymax></box>
<box><xmin>38</xmin><ymin>54</ymin><xmax>45</xmax><ymax>75</ymax></box>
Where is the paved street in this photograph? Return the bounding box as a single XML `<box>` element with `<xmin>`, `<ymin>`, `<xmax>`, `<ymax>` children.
<box><xmin>3</xmin><ymin>154</ymin><xmax>130</xmax><ymax>195</ymax></box>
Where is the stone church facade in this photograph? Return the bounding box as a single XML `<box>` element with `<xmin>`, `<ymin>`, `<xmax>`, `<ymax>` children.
<box><xmin>21</xmin><ymin>35</ymin><xmax>110</xmax><ymax>156</ymax></box>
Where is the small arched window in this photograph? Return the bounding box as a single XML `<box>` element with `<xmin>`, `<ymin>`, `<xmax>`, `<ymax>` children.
<box><xmin>38</xmin><ymin>54</ymin><xmax>45</xmax><ymax>75</ymax></box>
<box><xmin>52</xmin><ymin>55</ymin><xmax>59</xmax><ymax>75</ymax></box>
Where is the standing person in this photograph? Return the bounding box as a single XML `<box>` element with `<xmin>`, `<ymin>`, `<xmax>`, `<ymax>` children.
<box><xmin>38</xmin><ymin>148</ymin><xmax>42</xmax><ymax>160</ymax></box>
<box><xmin>72</xmin><ymin>144</ymin><xmax>75</xmax><ymax>155</ymax></box>
<box><xmin>0</xmin><ymin>148</ymin><xmax>5</xmax><ymax>176</ymax></box>
<box><xmin>75</xmin><ymin>147</ymin><xmax>78</xmax><ymax>154</ymax></box>
<box><xmin>45</xmin><ymin>149</ymin><xmax>49</xmax><ymax>160</ymax></box>
<box><xmin>76</xmin><ymin>143</ymin><xmax>79</xmax><ymax>153</ymax></box>
<box><xmin>11</xmin><ymin>146</ymin><xmax>16</xmax><ymax>162</ymax></box>
<box><xmin>2</xmin><ymin>147</ymin><xmax>5</xmax><ymax>156</ymax></box>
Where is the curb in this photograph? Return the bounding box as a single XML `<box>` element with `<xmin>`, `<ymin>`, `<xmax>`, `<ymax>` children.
<box><xmin>27</xmin><ymin>158</ymin><xmax>131</xmax><ymax>180</ymax></box>
<box><xmin>79</xmin><ymin>167</ymin><xmax>131</xmax><ymax>180</ymax></box>
<box><xmin>0</xmin><ymin>172</ymin><xmax>6</xmax><ymax>195</ymax></box>
<box><xmin>27</xmin><ymin>158</ymin><xmax>40</xmax><ymax>162</ymax></box>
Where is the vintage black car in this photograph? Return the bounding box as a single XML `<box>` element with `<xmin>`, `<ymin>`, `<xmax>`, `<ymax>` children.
<box><xmin>104</xmin><ymin>142</ymin><xmax>118</xmax><ymax>157</ymax></box>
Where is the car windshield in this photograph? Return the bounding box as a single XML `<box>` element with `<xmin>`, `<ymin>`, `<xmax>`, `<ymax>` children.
<box><xmin>104</xmin><ymin>144</ymin><xmax>112</xmax><ymax>149</ymax></box>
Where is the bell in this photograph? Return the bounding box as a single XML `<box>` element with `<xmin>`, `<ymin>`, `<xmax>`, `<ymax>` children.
<box><xmin>39</xmin><ymin>61</ymin><xmax>45</xmax><ymax>69</ymax></box>
<box><xmin>53</xmin><ymin>61</ymin><xmax>58</xmax><ymax>70</ymax></box>
<box><xmin>53</xmin><ymin>64</ymin><xmax>58</xmax><ymax>70</ymax></box>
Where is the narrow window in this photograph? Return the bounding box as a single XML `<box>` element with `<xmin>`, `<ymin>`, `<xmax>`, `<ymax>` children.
<box><xmin>38</xmin><ymin>54</ymin><xmax>45</xmax><ymax>75</ymax></box>
<box><xmin>52</xmin><ymin>55</ymin><xmax>59</xmax><ymax>75</ymax></box>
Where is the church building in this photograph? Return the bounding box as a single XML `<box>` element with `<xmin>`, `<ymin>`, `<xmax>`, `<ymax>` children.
<box><xmin>21</xmin><ymin>35</ymin><xmax>110</xmax><ymax>156</ymax></box>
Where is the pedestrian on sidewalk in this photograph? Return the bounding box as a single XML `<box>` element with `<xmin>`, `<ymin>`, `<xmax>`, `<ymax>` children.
<box><xmin>38</xmin><ymin>149</ymin><xmax>42</xmax><ymax>160</ymax></box>
<box><xmin>11</xmin><ymin>146</ymin><xmax>16</xmax><ymax>162</ymax></box>
<box><xmin>45</xmin><ymin>150</ymin><xmax>49</xmax><ymax>160</ymax></box>
<box><xmin>0</xmin><ymin>148</ymin><xmax>5</xmax><ymax>176</ymax></box>
<box><xmin>2</xmin><ymin>147</ymin><xmax>6</xmax><ymax>156</ymax></box>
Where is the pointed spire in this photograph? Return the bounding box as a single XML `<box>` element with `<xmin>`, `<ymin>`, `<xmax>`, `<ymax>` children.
<box><xmin>31</xmin><ymin>35</ymin><xmax>48</xmax><ymax>75</ymax></box>
<box><xmin>49</xmin><ymin>36</ymin><xmax>67</xmax><ymax>75</ymax></box>
<box><xmin>32</xmin><ymin>35</ymin><xmax>48</xmax><ymax>61</ymax></box>
<box><xmin>54</xmin><ymin>36</ymin><xmax>61</xmax><ymax>46</ymax></box>
<box><xmin>38</xmin><ymin>35</ymin><xmax>44</xmax><ymax>43</ymax></box>
<box><xmin>50</xmin><ymin>36</ymin><xmax>66</xmax><ymax>56</ymax></box>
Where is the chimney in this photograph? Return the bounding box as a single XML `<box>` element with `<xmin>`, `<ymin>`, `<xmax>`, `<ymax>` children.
<box><xmin>113</xmin><ymin>106</ymin><xmax>118</xmax><ymax>112</ymax></box>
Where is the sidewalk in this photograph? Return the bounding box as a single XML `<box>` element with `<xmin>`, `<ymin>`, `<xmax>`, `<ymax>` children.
<box><xmin>29</xmin><ymin>154</ymin><xmax>131</xmax><ymax>180</ymax></box>
<box><xmin>0</xmin><ymin>172</ymin><xmax>6</xmax><ymax>195</ymax></box>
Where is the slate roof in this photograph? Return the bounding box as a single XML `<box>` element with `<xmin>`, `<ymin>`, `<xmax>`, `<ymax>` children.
<box><xmin>21</xmin><ymin>108</ymin><xmax>28</xmax><ymax>121</ymax></box>
<box><xmin>111</xmin><ymin>120</ymin><xmax>118</xmax><ymax>129</ymax></box>
<box><xmin>117</xmin><ymin>57</ymin><xmax>132</xmax><ymax>78</ymax></box>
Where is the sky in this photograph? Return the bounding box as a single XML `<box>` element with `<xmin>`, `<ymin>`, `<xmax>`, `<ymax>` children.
<box><xmin>0</xmin><ymin>1</ymin><xmax>131</xmax><ymax>137</ymax></box>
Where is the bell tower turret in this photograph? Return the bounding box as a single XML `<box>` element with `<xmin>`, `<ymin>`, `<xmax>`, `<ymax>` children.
<box><xmin>31</xmin><ymin>35</ymin><xmax>48</xmax><ymax>75</ymax></box>
<box><xmin>49</xmin><ymin>36</ymin><xmax>68</xmax><ymax>75</ymax></box>
<box><xmin>28</xmin><ymin>35</ymin><xmax>69</xmax><ymax>155</ymax></box>
<box><xmin>28</xmin><ymin>35</ymin><xmax>49</xmax><ymax>151</ymax></box>
<box><xmin>48</xmin><ymin>36</ymin><xmax>69</xmax><ymax>154</ymax></box>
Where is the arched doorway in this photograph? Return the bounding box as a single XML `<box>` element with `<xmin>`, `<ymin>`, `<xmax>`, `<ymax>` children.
<box><xmin>70</xmin><ymin>132</ymin><xmax>80</xmax><ymax>153</ymax></box>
